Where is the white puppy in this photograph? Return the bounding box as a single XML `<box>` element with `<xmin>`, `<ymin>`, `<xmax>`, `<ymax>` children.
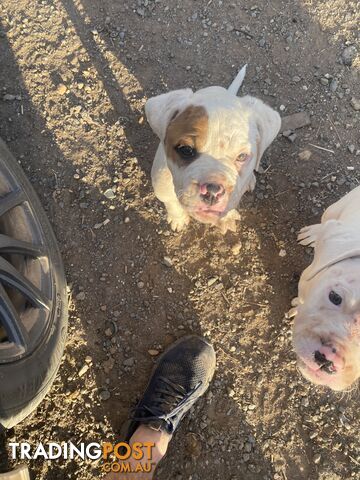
<box><xmin>290</xmin><ymin>186</ymin><xmax>360</xmax><ymax>391</ymax></box>
<box><xmin>145</xmin><ymin>66</ymin><xmax>281</xmax><ymax>233</ymax></box>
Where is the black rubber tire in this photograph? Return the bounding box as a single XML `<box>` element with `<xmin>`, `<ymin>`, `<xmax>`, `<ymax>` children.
<box><xmin>0</xmin><ymin>139</ymin><xmax>68</xmax><ymax>429</ymax></box>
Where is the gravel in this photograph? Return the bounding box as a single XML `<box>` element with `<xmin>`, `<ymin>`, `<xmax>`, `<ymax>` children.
<box><xmin>341</xmin><ymin>45</ymin><xmax>357</xmax><ymax>66</ymax></box>
<box><xmin>0</xmin><ymin>0</ymin><xmax>359</xmax><ymax>479</ymax></box>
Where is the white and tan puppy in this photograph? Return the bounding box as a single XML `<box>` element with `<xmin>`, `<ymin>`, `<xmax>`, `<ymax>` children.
<box><xmin>290</xmin><ymin>186</ymin><xmax>360</xmax><ymax>391</ymax></box>
<box><xmin>145</xmin><ymin>66</ymin><xmax>281</xmax><ymax>233</ymax></box>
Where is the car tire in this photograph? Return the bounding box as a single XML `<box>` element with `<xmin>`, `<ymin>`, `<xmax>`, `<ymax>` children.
<box><xmin>0</xmin><ymin>138</ymin><xmax>68</xmax><ymax>429</ymax></box>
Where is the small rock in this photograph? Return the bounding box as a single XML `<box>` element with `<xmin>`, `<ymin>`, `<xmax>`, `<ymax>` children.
<box><xmin>148</xmin><ymin>349</ymin><xmax>160</xmax><ymax>356</ymax></box>
<box><xmin>76</xmin><ymin>291</ymin><xmax>86</xmax><ymax>301</ymax></box>
<box><xmin>279</xmin><ymin>249</ymin><xmax>287</xmax><ymax>257</ymax></box>
<box><xmin>185</xmin><ymin>433</ymin><xmax>202</xmax><ymax>458</ymax></box>
<box><xmin>104</xmin><ymin>188</ymin><xmax>116</xmax><ymax>199</ymax></box>
<box><xmin>163</xmin><ymin>256</ymin><xmax>173</xmax><ymax>267</ymax></box>
<box><xmin>279</xmin><ymin>104</ymin><xmax>286</xmax><ymax>112</ymax></box>
<box><xmin>281</xmin><ymin>111</ymin><xmax>311</xmax><ymax>132</ymax></box>
<box><xmin>292</xmin><ymin>75</ymin><xmax>301</xmax><ymax>83</ymax></box>
<box><xmin>329</xmin><ymin>78</ymin><xmax>338</xmax><ymax>92</ymax></box>
<box><xmin>320</xmin><ymin>78</ymin><xmax>329</xmax><ymax>86</ymax></box>
<box><xmin>3</xmin><ymin>94</ymin><xmax>16</xmax><ymax>101</ymax></box>
<box><xmin>104</xmin><ymin>328</ymin><xmax>113</xmax><ymax>337</ymax></box>
<box><xmin>103</xmin><ymin>357</ymin><xmax>115</xmax><ymax>373</ymax></box>
<box><xmin>283</xmin><ymin>131</ymin><xmax>297</xmax><ymax>143</ymax></box>
<box><xmin>348</xmin><ymin>145</ymin><xmax>355</xmax><ymax>154</ymax></box>
<box><xmin>258</xmin><ymin>38</ymin><xmax>266</xmax><ymax>47</ymax></box>
<box><xmin>56</xmin><ymin>84</ymin><xmax>67</xmax><ymax>95</ymax></box>
<box><xmin>78</xmin><ymin>364</ymin><xmax>89</xmax><ymax>377</ymax></box>
<box><xmin>313</xmin><ymin>453</ymin><xmax>321</xmax><ymax>464</ymax></box>
<box><xmin>207</xmin><ymin>277</ymin><xmax>218</xmax><ymax>287</ymax></box>
<box><xmin>137</xmin><ymin>281</ymin><xmax>144</xmax><ymax>289</ymax></box>
<box><xmin>244</xmin><ymin>442</ymin><xmax>252</xmax><ymax>453</ymax></box>
<box><xmin>99</xmin><ymin>390</ymin><xmax>111</xmax><ymax>401</ymax></box>
<box><xmin>301</xmin><ymin>397</ymin><xmax>309</xmax><ymax>407</ymax></box>
<box><xmin>123</xmin><ymin>357</ymin><xmax>135</xmax><ymax>367</ymax></box>
<box><xmin>341</xmin><ymin>45</ymin><xmax>357</xmax><ymax>66</ymax></box>
<box><xmin>231</xmin><ymin>242</ymin><xmax>242</xmax><ymax>255</ymax></box>
<box><xmin>350</xmin><ymin>97</ymin><xmax>360</xmax><ymax>111</ymax></box>
<box><xmin>298</xmin><ymin>150</ymin><xmax>312</xmax><ymax>161</ymax></box>
<box><xmin>282</xmin><ymin>130</ymin><xmax>292</xmax><ymax>138</ymax></box>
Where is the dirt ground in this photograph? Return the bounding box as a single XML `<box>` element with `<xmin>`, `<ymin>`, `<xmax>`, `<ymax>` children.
<box><xmin>0</xmin><ymin>0</ymin><xmax>359</xmax><ymax>478</ymax></box>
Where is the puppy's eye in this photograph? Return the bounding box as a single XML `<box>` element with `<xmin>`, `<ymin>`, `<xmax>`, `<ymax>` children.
<box><xmin>237</xmin><ymin>153</ymin><xmax>249</xmax><ymax>163</ymax></box>
<box><xmin>329</xmin><ymin>290</ymin><xmax>342</xmax><ymax>306</ymax></box>
<box><xmin>175</xmin><ymin>145</ymin><xmax>197</xmax><ymax>160</ymax></box>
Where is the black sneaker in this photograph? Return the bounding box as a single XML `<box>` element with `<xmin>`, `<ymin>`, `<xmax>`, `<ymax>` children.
<box><xmin>123</xmin><ymin>335</ymin><xmax>216</xmax><ymax>441</ymax></box>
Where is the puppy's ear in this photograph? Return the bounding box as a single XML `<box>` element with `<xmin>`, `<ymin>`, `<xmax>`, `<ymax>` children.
<box><xmin>241</xmin><ymin>96</ymin><xmax>281</xmax><ymax>169</ymax></box>
<box><xmin>145</xmin><ymin>89</ymin><xmax>193</xmax><ymax>140</ymax></box>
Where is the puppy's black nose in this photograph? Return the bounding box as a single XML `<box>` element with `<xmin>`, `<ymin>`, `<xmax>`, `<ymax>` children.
<box><xmin>206</xmin><ymin>183</ymin><xmax>221</xmax><ymax>194</ymax></box>
<box><xmin>200</xmin><ymin>183</ymin><xmax>224</xmax><ymax>205</ymax></box>
<box><xmin>314</xmin><ymin>350</ymin><xmax>335</xmax><ymax>374</ymax></box>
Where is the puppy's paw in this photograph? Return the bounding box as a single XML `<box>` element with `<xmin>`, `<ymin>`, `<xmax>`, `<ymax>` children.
<box><xmin>167</xmin><ymin>213</ymin><xmax>190</xmax><ymax>232</ymax></box>
<box><xmin>297</xmin><ymin>223</ymin><xmax>322</xmax><ymax>247</ymax></box>
<box><xmin>218</xmin><ymin>210</ymin><xmax>240</xmax><ymax>234</ymax></box>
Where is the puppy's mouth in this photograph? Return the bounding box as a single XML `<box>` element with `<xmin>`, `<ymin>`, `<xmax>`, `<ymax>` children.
<box><xmin>188</xmin><ymin>205</ymin><xmax>227</xmax><ymax>221</ymax></box>
<box><xmin>194</xmin><ymin>204</ymin><xmax>226</xmax><ymax>215</ymax></box>
<box><xmin>297</xmin><ymin>357</ymin><xmax>336</xmax><ymax>384</ymax></box>
<box><xmin>296</xmin><ymin>356</ymin><xmax>353</xmax><ymax>391</ymax></box>
<box><xmin>179</xmin><ymin>189</ymin><xmax>230</xmax><ymax>218</ymax></box>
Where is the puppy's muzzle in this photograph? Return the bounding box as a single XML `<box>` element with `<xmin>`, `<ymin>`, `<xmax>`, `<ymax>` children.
<box><xmin>199</xmin><ymin>182</ymin><xmax>225</xmax><ymax>206</ymax></box>
<box><xmin>314</xmin><ymin>350</ymin><xmax>336</xmax><ymax>374</ymax></box>
<box><xmin>311</xmin><ymin>341</ymin><xmax>343</xmax><ymax>374</ymax></box>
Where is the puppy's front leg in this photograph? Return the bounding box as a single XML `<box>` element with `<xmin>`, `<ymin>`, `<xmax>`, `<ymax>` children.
<box><xmin>152</xmin><ymin>151</ymin><xmax>190</xmax><ymax>231</ymax></box>
<box><xmin>164</xmin><ymin>199</ymin><xmax>190</xmax><ymax>232</ymax></box>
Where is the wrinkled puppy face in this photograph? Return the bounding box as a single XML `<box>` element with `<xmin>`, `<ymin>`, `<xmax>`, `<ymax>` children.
<box><xmin>164</xmin><ymin>96</ymin><xmax>255</xmax><ymax>223</ymax></box>
<box><xmin>293</xmin><ymin>259</ymin><xmax>360</xmax><ymax>391</ymax></box>
<box><xmin>146</xmin><ymin>87</ymin><xmax>264</xmax><ymax>224</ymax></box>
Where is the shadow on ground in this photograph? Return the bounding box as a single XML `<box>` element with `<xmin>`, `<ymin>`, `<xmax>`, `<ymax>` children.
<box><xmin>0</xmin><ymin>0</ymin><xmax>359</xmax><ymax>478</ymax></box>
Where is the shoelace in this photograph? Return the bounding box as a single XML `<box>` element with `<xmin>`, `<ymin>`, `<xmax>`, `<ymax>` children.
<box><xmin>132</xmin><ymin>376</ymin><xmax>202</xmax><ymax>432</ymax></box>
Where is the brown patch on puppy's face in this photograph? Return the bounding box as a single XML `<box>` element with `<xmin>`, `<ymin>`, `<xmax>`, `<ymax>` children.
<box><xmin>165</xmin><ymin>106</ymin><xmax>208</xmax><ymax>167</ymax></box>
